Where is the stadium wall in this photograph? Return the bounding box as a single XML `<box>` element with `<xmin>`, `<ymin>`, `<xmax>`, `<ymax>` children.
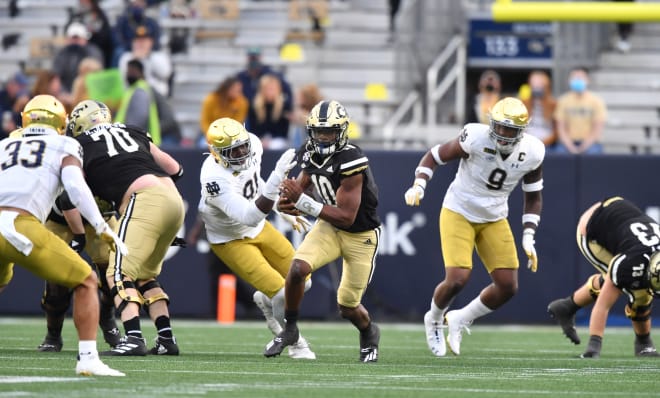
<box><xmin>2</xmin><ymin>150</ymin><xmax>659</xmax><ymax>325</ymax></box>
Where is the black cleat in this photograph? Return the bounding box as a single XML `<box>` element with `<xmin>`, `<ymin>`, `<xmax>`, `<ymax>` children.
<box><xmin>547</xmin><ymin>298</ymin><xmax>580</xmax><ymax>345</ymax></box>
<box><xmin>102</xmin><ymin>327</ymin><xmax>121</xmax><ymax>348</ymax></box>
<box><xmin>635</xmin><ymin>339</ymin><xmax>660</xmax><ymax>357</ymax></box>
<box><xmin>359</xmin><ymin>323</ymin><xmax>380</xmax><ymax>363</ymax></box>
<box><xmin>37</xmin><ymin>335</ymin><xmax>63</xmax><ymax>352</ymax></box>
<box><xmin>580</xmin><ymin>350</ymin><xmax>600</xmax><ymax>359</ymax></box>
<box><xmin>100</xmin><ymin>335</ymin><xmax>147</xmax><ymax>356</ymax></box>
<box><xmin>580</xmin><ymin>335</ymin><xmax>602</xmax><ymax>359</ymax></box>
<box><xmin>264</xmin><ymin>325</ymin><xmax>299</xmax><ymax>358</ymax></box>
<box><xmin>149</xmin><ymin>336</ymin><xmax>180</xmax><ymax>355</ymax></box>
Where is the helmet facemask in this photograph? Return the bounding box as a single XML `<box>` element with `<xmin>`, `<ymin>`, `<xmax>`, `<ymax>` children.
<box><xmin>210</xmin><ymin>138</ymin><xmax>252</xmax><ymax>171</ymax></box>
<box><xmin>308</xmin><ymin>124</ymin><xmax>347</xmax><ymax>156</ymax></box>
<box><xmin>489</xmin><ymin>120</ymin><xmax>525</xmax><ymax>155</ymax></box>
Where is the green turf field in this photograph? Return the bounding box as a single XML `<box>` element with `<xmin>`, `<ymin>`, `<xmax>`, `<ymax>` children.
<box><xmin>0</xmin><ymin>318</ymin><xmax>657</xmax><ymax>398</ymax></box>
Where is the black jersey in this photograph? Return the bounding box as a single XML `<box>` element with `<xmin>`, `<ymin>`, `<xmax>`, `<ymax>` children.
<box><xmin>299</xmin><ymin>143</ymin><xmax>380</xmax><ymax>233</ymax></box>
<box><xmin>587</xmin><ymin>197</ymin><xmax>660</xmax><ymax>256</ymax></box>
<box><xmin>75</xmin><ymin>123</ymin><xmax>168</xmax><ymax>207</ymax></box>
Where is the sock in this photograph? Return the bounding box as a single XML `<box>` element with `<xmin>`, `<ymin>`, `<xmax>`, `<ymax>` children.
<box><xmin>429</xmin><ymin>298</ymin><xmax>447</xmax><ymax>320</ymax></box>
<box><xmin>78</xmin><ymin>340</ymin><xmax>97</xmax><ymax>359</ymax></box>
<box><xmin>271</xmin><ymin>288</ymin><xmax>285</xmax><ymax>328</ymax></box>
<box><xmin>635</xmin><ymin>332</ymin><xmax>652</xmax><ymax>345</ymax></box>
<box><xmin>155</xmin><ymin>315</ymin><xmax>174</xmax><ymax>339</ymax></box>
<box><xmin>284</xmin><ymin>310</ymin><xmax>298</xmax><ymax>329</ymax></box>
<box><xmin>459</xmin><ymin>297</ymin><xmax>493</xmax><ymax>322</ymax></box>
<box><xmin>359</xmin><ymin>322</ymin><xmax>373</xmax><ymax>338</ymax></box>
<box><xmin>123</xmin><ymin>316</ymin><xmax>142</xmax><ymax>339</ymax></box>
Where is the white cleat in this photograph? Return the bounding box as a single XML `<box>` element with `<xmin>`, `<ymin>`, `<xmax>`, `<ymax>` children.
<box><xmin>445</xmin><ymin>310</ymin><xmax>471</xmax><ymax>356</ymax></box>
<box><xmin>76</xmin><ymin>355</ymin><xmax>125</xmax><ymax>377</ymax></box>
<box><xmin>253</xmin><ymin>291</ymin><xmax>283</xmax><ymax>336</ymax></box>
<box><xmin>288</xmin><ymin>335</ymin><xmax>316</xmax><ymax>359</ymax></box>
<box><xmin>423</xmin><ymin>310</ymin><xmax>446</xmax><ymax>357</ymax></box>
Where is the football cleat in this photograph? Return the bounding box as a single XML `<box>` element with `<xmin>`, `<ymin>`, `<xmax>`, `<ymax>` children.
<box><xmin>253</xmin><ymin>291</ymin><xmax>283</xmax><ymax>336</ymax></box>
<box><xmin>37</xmin><ymin>335</ymin><xmax>63</xmax><ymax>352</ymax></box>
<box><xmin>445</xmin><ymin>310</ymin><xmax>471</xmax><ymax>356</ymax></box>
<box><xmin>547</xmin><ymin>297</ymin><xmax>580</xmax><ymax>345</ymax></box>
<box><xmin>580</xmin><ymin>335</ymin><xmax>602</xmax><ymax>359</ymax></box>
<box><xmin>359</xmin><ymin>323</ymin><xmax>380</xmax><ymax>363</ymax></box>
<box><xmin>101</xmin><ymin>326</ymin><xmax>121</xmax><ymax>348</ymax></box>
<box><xmin>423</xmin><ymin>310</ymin><xmax>447</xmax><ymax>357</ymax></box>
<box><xmin>635</xmin><ymin>337</ymin><xmax>660</xmax><ymax>357</ymax></box>
<box><xmin>100</xmin><ymin>335</ymin><xmax>147</xmax><ymax>356</ymax></box>
<box><xmin>264</xmin><ymin>325</ymin><xmax>299</xmax><ymax>358</ymax></box>
<box><xmin>149</xmin><ymin>336</ymin><xmax>180</xmax><ymax>355</ymax></box>
<box><xmin>76</xmin><ymin>354</ymin><xmax>125</xmax><ymax>377</ymax></box>
<box><xmin>288</xmin><ymin>335</ymin><xmax>316</xmax><ymax>359</ymax></box>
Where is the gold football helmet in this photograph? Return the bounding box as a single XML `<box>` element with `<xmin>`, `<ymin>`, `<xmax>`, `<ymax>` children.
<box><xmin>206</xmin><ymin>117</ymin><xmax>252</xmax><ymax>171</ymax></box>
<box><xmin>488</xmin><ymin>97</ymin><xmax>529</xmax><ymax>154</ymax></box>
<box><xmin>306</xmin><ymin>100</ymin><xmax>349</xmax><ymax>156</ymax></box>
<box><xmin>21</xmin><ymin>94</ymin><xmax>67</xmax><ymax>134</ymax></box>
<box><xmin>649</xmin><ymin>251</ymin><xmax>660</xmax><ymax>298</ymax></box>
<box><xmin>67</xmin><ymin>100</ymin><xmax>112</xmax><ymax>136</ymax></box>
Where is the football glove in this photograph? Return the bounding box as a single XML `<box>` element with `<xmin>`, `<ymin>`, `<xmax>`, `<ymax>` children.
<box><xmin>279</xmin><ymin>212</ymin><xmax>313</xmax><ymax>233</ymax></box>
<box><xmin>263</xmin><ymin>149</ymin><xmax>297</xmax><ymax>200</ymax></box>
<box><xmin>69</xmin><ymin>233</ymin><xmax>86</xmax><ymax>253</ymax></box>
<box><xmin>404</xmin><ymin>179</ymin><xmax>426</xmax><ymax>206</ymax></box>
<box><xmin>96</xmin><ymin>222</ymin><xmax>129</xmax><ymax>256</ymax></box>
<box><xmin>522</xmin><ymin>228</ymin><xmax>538</xmax><ymax>272</ymax></box>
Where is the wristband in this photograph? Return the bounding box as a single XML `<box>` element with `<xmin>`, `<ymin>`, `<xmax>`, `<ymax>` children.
<box><xmin>522</xmin><ymin>213</ymin><xmax>540</xmax><ymax>226</ymax></box>
<box><xmin>170</xmin><ymin>165</ymin><xmax>184</xmax><ymax>182</ymax></box>
<box><xmin>294</xmin><ymin>193</ymin><xmax>323</xmax><ymax>217</ymax></box>
<box><xmin>415</xmin><ymin>166</ymin><xmax>433</xmax><ymax>179</ymax></box>
<box><xmin>430</xmin><ymin>144</ymin><xmax>446</xmax><ymax>165</ymax></box>
<box><xmin>522</xmin><ymin>179</ymin><xmax>543</xmax><ymax>192</ymax></box>
<box><xmin>413</xmin><ymin>178</ymin><xmax>427</xmax><ymax>190</ymax></box>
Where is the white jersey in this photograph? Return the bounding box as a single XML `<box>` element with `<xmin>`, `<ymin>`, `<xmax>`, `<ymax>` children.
<box><xmin>443</xmin><ymin>123</ymin><xmax>545</xmax><ymax>223</ymax></box>
<box><xmin>198</xmin><ymin>134</ymin><xmax>267</xmax><ymax>244</ymax></box>
<box><xmin>0</xmin><ymin>127</ymin><xmax>83</xmax><ymax>223</ymax></box>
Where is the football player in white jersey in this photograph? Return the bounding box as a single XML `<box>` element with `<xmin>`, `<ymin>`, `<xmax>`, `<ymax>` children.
<box><xmin>198</xmin><ymin>117</ymin><xmax>316</xmax><ymax>359</ymax></box>
<box><xmin>0</xmin><ymin>95</ymin><xmax>127</xmax><ymax>376</ymax></box>
<box><xmin>405</xmin><ymin>97</ymin><xmax>545</xmax><ymax>356</ymax></box>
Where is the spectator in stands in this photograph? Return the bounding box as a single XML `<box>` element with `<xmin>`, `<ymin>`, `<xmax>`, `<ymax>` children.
<box><xmin>554</xmin><ymin>67</ymin><xmax>607</xmax><ymax>155</ymax></box>
<box><xmin>67</xmin><ymin>0</ymin><xmax>116</xmax><ymax>68</ymax></box>
<box><xmin>520</xmin><ymin>70</ymin><xmax>557</xmax><ymax>150</ymax></box>
<box><xmin>198</xmin><ymin>76</ymin><xmax>248</xmax><ymax>147</ymax></box>
<box><xmin>289</xmin><ymin>83</ymin><xmax>323</xmax><ymax>148</ymax></box>
<box><xmin>113</xmin><ymin>0</ymin><xmax>162</xmax><ymax>61</ymax></box>
<box><xmin>0</xmin><ymin>71</ymin><xmax>30</xmax><ymax>139</ymax></box>
<box><xmin>614</xmin><ymin>0</ymin><xmax>635</xmax><ymax>53</ymax></box>
<box><xmin>237</xmin><ymin>47</ymin><xmax>293</xmax><ymax>108</ymax></box>
<box><xmin>52</xmin><ymin>22</ymin><xmax>104</xmax><ymax>96</ymax></box>
<box><xmin>70</xmin><ymin>57</ymin><xmax>104</xmax><ymax>106</ymax></box>
<box><xmin>31</xmin><ymin>70</ymin><xmax>73</xmax><ymax>112</ymax></box>
<box><xmin>247</xmin><ymin>74</ymin><xmax>292</xmax><ymax>150</ymax></box>
<box><xmin>467</xmin><ymin>69</ymin><xmax>501</xmax><ymax>124</ymax></box>
<box><xmin>118</xmin><ymin>25</ymin><xmax>173</xmax><ymax>97</ymax></box>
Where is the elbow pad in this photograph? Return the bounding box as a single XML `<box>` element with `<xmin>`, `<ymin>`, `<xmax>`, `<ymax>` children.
<box><xmin>60</xmin><ymin>166</ymin><xmax>105</xmax><ymax>231</ymax></box>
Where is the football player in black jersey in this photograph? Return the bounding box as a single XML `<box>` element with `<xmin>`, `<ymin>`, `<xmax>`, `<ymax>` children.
<box><xmin>263</xmin><ymin>100</ymin><xmax>382</xmax><ymax>362</ymax></box>
<box><xmin>37</xmin><ymin>192</ymin><xmax>120</xmax><ymax>352</ymax></box>
<box><xmin>548</xmin><ymin>197</ymin><xmax>660</xmax><ymax>358</ymax></box>
<box><xmin>67</xmin><ymin>100</ymin><xmax>185</xmax><ymax>356</ymax></box>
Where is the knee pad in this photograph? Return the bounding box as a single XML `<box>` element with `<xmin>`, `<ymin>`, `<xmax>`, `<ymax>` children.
<box><xmin>40</xmin><ymin>282</ymin><xmax>72</xmax><ymax>316</ymax></box>
<box><xmin>138</xmin><ymin>279</ymin><xmax>170</xmax><ymax>308</ymax></box>
<box><xmin>584</xmin><ymin>274</ymin><xmax>603</xmax><ymax>300</ymax></box>
<box><xmin>626</xmin><ymin>294</ymin><xmax>653</xmax><ymax>321</ymax></box>
<box><xmin>110</xmin><ymin>279</ymin><xmax>143</xmax><ymax>317</ymax></box>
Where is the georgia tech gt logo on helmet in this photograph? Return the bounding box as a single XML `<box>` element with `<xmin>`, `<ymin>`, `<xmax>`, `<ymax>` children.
<box><xmin>306</xmin><ymin>100</ymin><xmax>350</xmax><ymax>156</ymax></box>
<box><xmin>67</xmin><ymin>100</ymin><xmax>112</xmax><ymax>137</ymax></box>
<box><xmin>21</xmin><ymin>94</ymin><xmax>68</xmax><ymax>135</ymax></box>
<box><xmin>488</xmin><ymin>97</ymin><xmax>529</xmax><ymax>155</ymax></box>
<box><xmin>206</xmin><ymin>117</ymin><xmax>253</xmax><ymax>171</ymax></box>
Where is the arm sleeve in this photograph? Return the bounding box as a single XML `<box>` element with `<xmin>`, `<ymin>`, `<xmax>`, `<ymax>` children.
<box><xmin>60</xmin><ymin>165</ymin><xmax>105</xmax><ymax>232</ymax></box>
<box><xmin>203</xmin><ymin>179</ymin><xmax>268</xmax><ymax>227</ymax></box>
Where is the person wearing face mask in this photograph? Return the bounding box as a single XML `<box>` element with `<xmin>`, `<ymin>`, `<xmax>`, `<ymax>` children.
<box><xmin>468</xmin><ymin>70</ymin><xmax>502</xmax><ymax>124</ymax></box>
<box><xmin>554</xmin><ymin>67</ymin><xmax>608</xmax><ymax>155</ymax></box>
<box><xmin>113</xmin><ymin>0</ymin><xmax>161</xmax><ymax>66</ymax></box>
<box><xmin>521</xmin><ymin>70</ymin><xmax>558</xmax><ymax>150</ymax></box>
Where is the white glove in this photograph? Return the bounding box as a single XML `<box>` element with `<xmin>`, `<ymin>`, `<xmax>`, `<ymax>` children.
<box><xmin>263</xmin><ymin>149</ymin><xmax>297</xmax><ymax>200</ymax></box>
<box><xmin>522</xmin><ymin>228</ymin><xmax>537</xmax><ymax>272</ymax></box>
<box><xmin>96</xmin><ymin>222</ymin><xmax>129</xmax><ymax>256</ymax></box>
<box><xmin>404</xmin><ymin>178</ymin><xmax>426</xmax><ymax>206</ymax></box>
<box><xmin>279</xmin><ymin>212</ymin><xmax>313</xmax><ymax>233</ymax></box>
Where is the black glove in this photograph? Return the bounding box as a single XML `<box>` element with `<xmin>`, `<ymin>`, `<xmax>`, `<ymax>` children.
<box><xmin>171</xmin><ymin>237</ymin><xmax>187</xmax><ymax>248</ymax></box>
<box><xmin>70</xmin><ymin>233</ymin><xmax>86</xmax><ymax>253</ymax></box>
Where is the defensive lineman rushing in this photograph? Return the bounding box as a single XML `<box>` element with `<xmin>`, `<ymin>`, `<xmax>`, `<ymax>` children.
<box><xmin>198</xmin><ymin>117</ymin><xmax>315</xmax><ymax>358</ymax></box>
<box><xmin>67</xmin><ymin>100</ymin><xmax>185</xmax><ymax>356</ymax></box>
<box><xmin>548</xmin><ymin>196</ymin><xmax>660</xmax><ymax>358</ymax></box>
<box><xmin>263</xmin><ymin>100</ymin><xmax>382</xmax><ymax>362</ymax></box>
<box><xmin>405</xmin><ymin>97</ymin><xmax>545</xmax><ymax>356</ymax></box>
<box><xmin>0</xmin><ymin>95</ymin><xmax>126</xmax><ymax>376</ymax></box>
